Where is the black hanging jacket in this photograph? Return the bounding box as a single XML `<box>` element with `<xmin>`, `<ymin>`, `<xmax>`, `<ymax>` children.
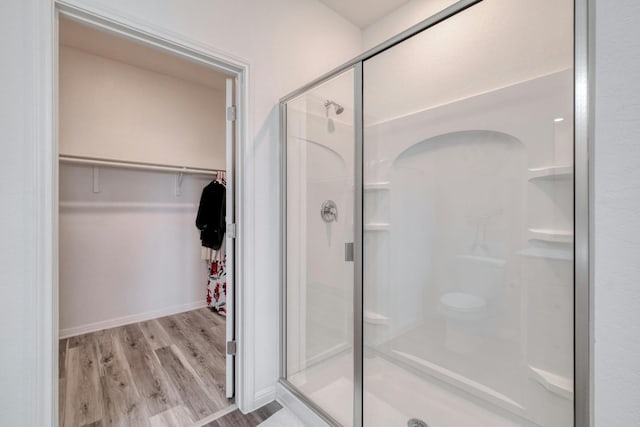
<box><xmin>195</xmin><ymin>181</ymin><xmax>226</xmax><ymax>250</ymax></box>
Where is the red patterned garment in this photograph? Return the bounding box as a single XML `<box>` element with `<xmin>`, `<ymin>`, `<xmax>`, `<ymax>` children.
<box><xmin>207</xmin><ymin>255</ymin><xmax>227</xmax><ymax>315</ymax></box>
<box><xmin>203</xmin><ymin>171</ymin><xmax>227</xmax><ymax>315</ymax></box>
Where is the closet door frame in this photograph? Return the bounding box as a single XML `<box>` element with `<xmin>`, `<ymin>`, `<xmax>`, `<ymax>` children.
<box><xmin>49</xmin><ymin>1</ymin><xmax>253</xmax><ymax>423</ymax></box>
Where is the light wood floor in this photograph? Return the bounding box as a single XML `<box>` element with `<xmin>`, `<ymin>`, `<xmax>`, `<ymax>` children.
<box><xmin>59</xmin><ymin>308</ymin><xmax>230</xmax><ymax>427</ymax></box>
<box><xmin>202</xmin><ymin>401</ymin><xmax>282</xmax><ymax>427</ymax></box>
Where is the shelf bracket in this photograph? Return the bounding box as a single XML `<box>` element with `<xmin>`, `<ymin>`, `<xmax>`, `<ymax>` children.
<box><xmin>175</xmin><ymin>170</ymin><xmax>185</xmax><ymax>197</ymax></box>
<box><xmin>92</xmin><ymin>167</ymin><xmax>101</xmax><ymax>193</ymax></box>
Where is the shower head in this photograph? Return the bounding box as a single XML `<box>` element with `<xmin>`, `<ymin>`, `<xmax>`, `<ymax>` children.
<box><xmin>324</xmin><ymin>100</ymin><xmax>344</xmax><ymax>115</ymax></box>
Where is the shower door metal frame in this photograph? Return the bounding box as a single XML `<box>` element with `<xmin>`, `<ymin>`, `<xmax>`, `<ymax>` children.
<box><xmin>278</xmin><ymin>64</ymin><xmax>358</xmax><ymax>427</ymax></box>
<box><xmin>353</xmin><ymin>61</ymin><xmax>364</xmax><ymax>427</ymax></box>
<box><xmin>574</xmin><ymin>0</ymin><xmax>594</xmax><ymax>425</ymax></box>
<box><xmin>279</xmin><ymin>0</ymin><xmax>593</xmax><ymax>425</ymax></box>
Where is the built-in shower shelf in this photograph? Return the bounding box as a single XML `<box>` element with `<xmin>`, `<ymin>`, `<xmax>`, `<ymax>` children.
<box><xmin>517</xmin><ymin>247</ymin><xmax>573</xmax><ymax>261</ymax></box>
<box><xmin>527</xmin><ymin>365</ymin><xmax>573</xmax><ymax>400</ymax></box>
<box><xmin>364</xmin><ymin>223</ymin><xmax>390</xmax><ymax>231</ymax></box>
<box><xmin>528</xmin><ymin>228</ymin><xmax>573</xmax><ymax>244</ymax></box>
<box><xmin>527</xmin><ymin>166</ymin><xmax>573</xmax><ymax>181</ymax></box>
<box><xmin>364</xmin><ymin>310</ymin><xmax>389</xmax><ymax>325</ymax></box>
<box><xmin>364</xmin><ymin>182</ymin><xmax>390</xmax><ymax>191</ymax></box>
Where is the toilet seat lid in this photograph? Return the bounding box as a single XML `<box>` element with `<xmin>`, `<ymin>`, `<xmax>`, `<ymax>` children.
<box><xmin>440</xmin><ymin>292</ymin><xmax>486</xmax><ymax>313</ymax></box>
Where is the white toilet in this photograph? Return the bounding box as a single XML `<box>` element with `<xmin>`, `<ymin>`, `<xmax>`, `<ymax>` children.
<box><xmin>439</xmin><ymin>255</ymin><xmax>506</xmax><ymax>354</ymax></box>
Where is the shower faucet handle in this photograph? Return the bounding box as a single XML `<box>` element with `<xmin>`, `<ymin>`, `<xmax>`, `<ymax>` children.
<box><xmin>321</xmin><ymin>200</ymin><xmax>338</xmax><ymax>222</ymax></box>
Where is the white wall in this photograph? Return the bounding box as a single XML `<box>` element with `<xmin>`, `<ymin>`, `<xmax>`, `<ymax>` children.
<box><xmin>0</xmin><ymin>0</ymin><xmax>361</xmax><ymax>424</ymax></box>
<box><xmin>593</xmin><ymin>0</ymin><xmax>640</xmax><ymax>425</ymax></box>
<box><xmin>59</xmin><ymin>46</ymin><xmax>227</xmax><ymax>170</ymax></box>
<box><xmin>0</xmin><ymin>0</ymin><xmax>53</xmax><ymax>425</ymax></box>
<box><xmin>362</xmin><ymin>0</ymin><xmax>459</xmax><ymax>49</ymax></box>
<box><xmin>58</xmin><ymin>164</ymin><xmax>211</xmax><ymax>336</ymax></box>
<box><xmin>363</xmin><ymin>0</ymin><xmax>573</xmax><ymax>122</ymax></box>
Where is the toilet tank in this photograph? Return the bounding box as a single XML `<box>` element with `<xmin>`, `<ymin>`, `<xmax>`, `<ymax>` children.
<box><xmin>455</xmin><ymin>255</ymin><xmax>506</xmax><ymax>298</ymax></box>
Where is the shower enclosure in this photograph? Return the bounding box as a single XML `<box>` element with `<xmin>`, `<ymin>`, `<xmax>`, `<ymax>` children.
<box><xmin>280</xmin><ymin>1</ymin><xmax>590</xmax><ymax>426</ymax></box>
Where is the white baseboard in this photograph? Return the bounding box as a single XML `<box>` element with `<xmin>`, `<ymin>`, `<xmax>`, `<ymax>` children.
<box><xmin>59</xmin><ymin>300</ymin><xmax>207</xmax><ymax>339</ymax></box>
<box><xmin>193</xmin><ymin>404</ymin><xmax>238</xmax><ymax>426</ymax></box>
<box><xmin>249</xmin><ymin>386</ymin><xmax>277</xmax><ymax>413</ymax></box>
<box><xmin>276</xmin><ymin>382</ymin><xmax>329</xmax><ymax>427</ymax></box>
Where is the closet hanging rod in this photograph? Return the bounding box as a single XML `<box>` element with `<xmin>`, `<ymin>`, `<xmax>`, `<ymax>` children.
<box><xmin>59</xmin><ymin>155</ymin><xmax>222</xmax><ymax>176</ymax></box>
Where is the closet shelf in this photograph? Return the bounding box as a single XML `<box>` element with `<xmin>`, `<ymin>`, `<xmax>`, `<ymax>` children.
<box><xmin>528</xmin><ymin>228</ymin><xmax>573</xmax><ymax>244</ymax></box>
<box><xmin>364</xmin><ymin>223</ymin><xmax>390</xmax><ymax>231</ymax></box>
<box><xmin>527</xmin><ymin>165</ymin><xmax>573</xmax><ymax>181</ymax></box>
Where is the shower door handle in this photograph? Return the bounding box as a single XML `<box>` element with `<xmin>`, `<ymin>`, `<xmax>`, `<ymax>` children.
<box><xmin>345</xmin><ymin>242</ymin><xmax>354</xmax><ymax>262</ymax></box>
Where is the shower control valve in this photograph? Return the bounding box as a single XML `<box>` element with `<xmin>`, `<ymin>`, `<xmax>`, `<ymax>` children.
<box><xmin>321</xmin><ymin>200</ymin><xmax>338</xmax><ymax>222</ymax></box>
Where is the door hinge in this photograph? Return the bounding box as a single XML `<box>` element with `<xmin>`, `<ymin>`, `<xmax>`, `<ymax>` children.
<box><xmin>226</xmin><ymin>105</ymin><xmax>237</xmax><ymax>121</ymax></box>
<box><xmin>226</xmin><ymin>340</ymin><xmax>237</xmax><ymax>355</ymax></box>
<box><xmin>226</xmin><ymin>223</ymin><xmax>237</xmax><ymax>239</ymax></box>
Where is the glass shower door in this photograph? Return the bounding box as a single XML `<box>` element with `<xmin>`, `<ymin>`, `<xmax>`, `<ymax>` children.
<box><xmin>362</xmin><ymin>1</ymin><xmax>574</xmax><ymax>426</ymax></box>
<box><xmin>284</xmin><ymin>68</ymin><xmax>355</xmax><ymax>426</ymax></box>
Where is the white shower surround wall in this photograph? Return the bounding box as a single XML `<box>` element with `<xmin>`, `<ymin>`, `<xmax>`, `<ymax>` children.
<box><xmin>361</xmin><ymin>69</ymin><xmax>575</xmax><ymax>424</ymax></box>
<box><xmin>286</xmin><ymin>88</ymin><xmax>355</xmax><ymax>376</ymax></box>
<box><xmin>284</xmin><ymin>66</ymin><xmax>575</xmax><ymax>425</ymax></box>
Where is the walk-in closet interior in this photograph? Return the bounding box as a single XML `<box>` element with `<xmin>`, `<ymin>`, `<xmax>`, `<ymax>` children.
<box><xmin>58</xmin><ymin>17</ymin><xmax>234</xmax><ymax>426</ymax></box>
<box><xmin>281</xmin><ymin>0</ymin><xmax>580</xmax><ymax>426</ymax></box>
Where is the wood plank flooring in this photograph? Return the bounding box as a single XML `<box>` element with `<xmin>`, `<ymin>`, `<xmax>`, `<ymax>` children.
<box><xmin>59</xmin><ymin>308</ymin><xmax>230</xmax><ymax>427</ymax></box>
<box><xmin>202</xmin><ymin>401</ymin><xmax>283</xmax><ymax>427</ymax></box>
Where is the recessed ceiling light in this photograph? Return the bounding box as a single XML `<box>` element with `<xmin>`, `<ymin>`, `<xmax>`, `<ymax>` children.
<box><xmin>554</xmin><ymin>117</ymin><xmax>564</xmax><ymax>122</ymax></box>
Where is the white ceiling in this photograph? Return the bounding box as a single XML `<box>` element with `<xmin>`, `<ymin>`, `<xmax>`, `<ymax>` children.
<box><xmin>318</xmin><ymin>0</ymin><xmax>411</xmax><ymax>28</ymax></box>
<box><xmin>59</xmin><ymin>17</ymin><xmax>230</xmax><ymax>91</ymax></box>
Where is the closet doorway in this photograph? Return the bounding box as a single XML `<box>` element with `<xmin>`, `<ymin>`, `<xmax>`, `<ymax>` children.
<box><xmin>56</xmin><ymin>11</ymin><xmax>244</xmax><ymax>427</ymax></box>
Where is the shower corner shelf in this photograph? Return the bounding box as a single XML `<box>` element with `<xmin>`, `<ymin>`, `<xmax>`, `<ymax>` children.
<box><xmin>528</xmin><ymin>228</ymin><xmax>573</xmax><ymax>244</ymax></box>
<box><xmin>364</xmin><ymin>223</ymin><xmax>390</xmax><ymax>231</ymax></box>
<box><xmin>364</xmin><ymin>182</ymin><xmax>390</xmax><ymax>191</ymax></box>
<box><xmin>527</xmin><ymin>166</ymin><xmax>573</xmax><ymax>181</ymax></box>
<box><xmin>527</xmin><ymin>365</ymin><xmax>573</xmax><ymax>400</ymax></box>
<box><xmin>517</xmin><ymin>247</ymin><xmax>573</xmax><ymax>261</ymax></box>
<box><xmin>364</xmin><ymin>310</ymin><xmax>390</xmax><ymax>325</ymax></box>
